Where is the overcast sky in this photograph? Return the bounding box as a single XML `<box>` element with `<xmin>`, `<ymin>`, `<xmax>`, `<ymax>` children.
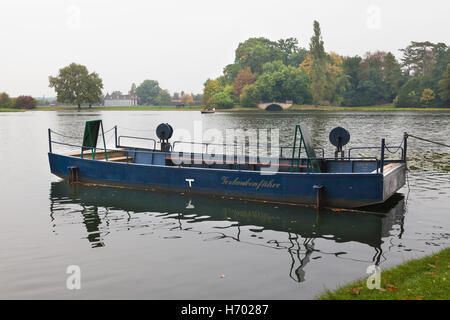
<box><xmin>0</xmin><ymin>0</ymin><xmax>449</xmax><ymax>97</ymax></box>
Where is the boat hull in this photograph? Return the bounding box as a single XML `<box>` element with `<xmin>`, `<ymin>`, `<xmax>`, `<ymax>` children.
<box><xmin>48</xmin><ymin>153</ymin><xmax>405</xmax><ymax>208</ymax></box>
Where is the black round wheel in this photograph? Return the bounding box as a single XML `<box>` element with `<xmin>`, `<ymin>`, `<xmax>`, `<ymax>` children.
<box><xmin>156</xmin><ymin>123</ymin><xmax>173</xmax><ymax>140</ymax></box>
<box><xmin>329</xmin><ymin>127</ymin><xmax>350</xmax><ymax>147</ymax></box>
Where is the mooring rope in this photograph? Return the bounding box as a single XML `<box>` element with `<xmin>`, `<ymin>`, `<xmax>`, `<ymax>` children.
<box><xmin>405</xmin><ymin>133</ymin><xmax>450</xmax><ymax>148</ymax></box>
<box><xmin>50</xmin><ymin>126</ymin><xmax>116</xmax><ymax>139</ymax></box>
<box><xmin>116</xmin><ymin>125</ymin><xmax>155</xmax><ymax>132</ymax></box>
<box><xmin>384</xmin><ymin>139</ymin><xmax>404</xmax><ymax>154</ymax></box>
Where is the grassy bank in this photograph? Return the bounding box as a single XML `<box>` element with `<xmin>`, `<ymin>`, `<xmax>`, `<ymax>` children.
<box><xmin>318</xmin><ymin>247</ymin><xmax>449</xmax><ymax>300</ymax></box>
<box><xmin>33</xmin><ymin>105</ymin><xmax>204</xmax><ymax>111</ymax></box>
<box><xmin>0</xmin><ymin>108</ymin><xmax>26</xmax><ymax>112</ymax></box>
<box><xmin>1</xmin><ymin>104</ymin><xmax>449</xmax><ymax>112</ymax></box>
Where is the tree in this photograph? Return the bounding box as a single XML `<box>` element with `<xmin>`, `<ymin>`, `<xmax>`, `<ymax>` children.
<box><xmin>202</xmin><ymin>79</ymin><xmax>221</xmax><ymax>106</ymax></box>
<box><xmin>0</xmin><ymin>92</ymin><xmax>13</xmax><ymax>107</ymax></box>
<box><xmin>233</xmin><ymin>67</ymin><xmax>257</xmax><ymax>97</ymax></box>
<box><xmin>155</xmin><ymin>89</ymin><xmax>171</xmax><ymax>105</ymax></box>
<box><xmin>277</xmin><ymin>38</ymin><xmax>308</xmax><ymax>66</ymax></box>
<box><xmin>322</xmin><ymin>53</ymin><xmax>348</xmax><ymax>105</ymax></box>
<box><xmin>15</xmin><ymin>96</ymin><xmax>36</xmax><ymax>109</ymax></box>
<box><xmin>210</xmin><ymin>85</ymin><xmax>234</xmax><ymax>108</ymax></box>
<box><xmin>309</xmin><ymin>21</ymin><xmax>327</xmax><ymax>105</ymax></box>
<box><xmin>223</xmin><ymin>63</ymin><xmax>242</xmax><ymax>83</ymax></box>
<box><xmin>86</xmin><ymin>72</ymin><xmax>103</xmax><ymax>107</ymax></box>
<box><xmin>382</xmin><ymin>52</ymin><xmax>404</xmax><ymax>101</ymax></box>
<box><xmin>252</xmin><ymin>60</ymin><xmax>311</xmax><ymax>104</ymax></box>
<box><xmin>234</xmin><ymin>37</ymin><xmax>283</xmax><ymax>74</ymax></box>
<box><xmin>438</xmin><ymin>63</ymin><xmax>450</xmax><ymax>104</ymax></box>
<box><xmin>239</xmin><ymin>84</ymin><xmax>260</xmax><ymax>107</ymax></box>
<box><xmin>395</xmin><ymin>78</ymin><xmax>422</xmax><ymax>107</ymax></box>
<box><xmin>129</xmin><ymin>83</ymin><xmax>137</xmax><ymax>95</ymax></box>
<box><xmin>49</xmin><ymin>63</ymin><xmax>103</xmax><ymax>109</ymax></box>
<box><xmin>400</xmin><ymin>41</ymin><xmax>447</xmax><ymax>76</ymax></box>
<box><xmin>420</xmin><ymin>88</ymin><xmax>435</xmax><ymax>106</ymax></box>
<box><xmin>341</xmin><ymin>56</ymin><xmax>363</xmax><ymax>106</ymax></box>
<box><xmin>180</xmin><ymin>93</ymin><xmax>194</xmax><ymax>105</ymax></box>
<box><xmin>136</xmin><ymin>80</ymin><xmax>162</xmax><ymax>105</ymax></box>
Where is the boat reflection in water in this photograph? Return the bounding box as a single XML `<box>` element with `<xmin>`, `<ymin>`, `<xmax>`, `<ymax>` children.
<box><xmin>49</xmin><ymin>181</ymin><xmax>406</xmax><ymax>283</ymax></box>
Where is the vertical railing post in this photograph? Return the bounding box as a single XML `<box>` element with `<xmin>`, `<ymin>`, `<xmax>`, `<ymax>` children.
<box><xmin>380</xmin><ymin>138</ymin><xmax>385</xmax><ymax>174</ymax></box>
<box><xmin>403</xmin><ymin>132</ymin><xmax>408</xmax><ymax>164</ymax></box>
<box><xmin>114</xmin><ymin>125</ymin><xmax>118</xmax><ymax>148</ymax></box>
<box><xmin>48</xmin><ymin>128</ymin><xmax>52</xmax><ymax>153</ymax></box>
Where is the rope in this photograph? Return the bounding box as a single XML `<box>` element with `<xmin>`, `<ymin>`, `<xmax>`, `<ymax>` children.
<box><xmin>50</xmin><ymin>126</ymin><xmax>115</xmax><ymax>139</ymax></box>
<box><xmin>406</xmin><ymin>133</ymin><xmax>450</xmax><ymax>148</ymax></box>
<box><xmin>116</xmin><ymin>125</ymin><xmax>154</xmax><ymax>132</ymax></box>
<box><xmin>385</xmin><ymin>139</ymin><xmax>404</xmax><ymax>154</ymax></box>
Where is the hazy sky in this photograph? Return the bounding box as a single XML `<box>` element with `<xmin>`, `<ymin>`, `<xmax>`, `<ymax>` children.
<box><xmin>0</xmin><ymin>0</ymin><xmax>449</xmax><ymax>97</ymax></box>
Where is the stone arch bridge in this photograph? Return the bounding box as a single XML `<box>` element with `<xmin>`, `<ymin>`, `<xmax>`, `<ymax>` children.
<box><xmin>258</xmin><ymin>101</ymin><xmax>293</xmax><ymax>111</ymax></box>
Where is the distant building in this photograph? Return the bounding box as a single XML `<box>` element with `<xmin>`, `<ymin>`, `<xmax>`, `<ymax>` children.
<box><xmin>104</xmin><ymin>91</ymin><xmax>137</xmax><ymax>106</ymax></box>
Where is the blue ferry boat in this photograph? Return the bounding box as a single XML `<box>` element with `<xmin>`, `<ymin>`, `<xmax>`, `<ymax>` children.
<box><xmin>48</xmin><ymin>120</ymin><xmax>407</xmax><ymax>209</ymax></box>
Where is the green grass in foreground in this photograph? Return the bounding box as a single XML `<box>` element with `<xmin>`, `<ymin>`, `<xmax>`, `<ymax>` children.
<box><xmin>318</xmin><ymin>247</ymin><xmax>450</xmax><ymax>300</ymax></box>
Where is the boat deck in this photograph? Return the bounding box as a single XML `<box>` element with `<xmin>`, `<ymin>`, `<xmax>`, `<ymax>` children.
<box><xmin>67</xmin><ymin>148</ymin><xmax>402</xmax><ymax>175</ymax></box>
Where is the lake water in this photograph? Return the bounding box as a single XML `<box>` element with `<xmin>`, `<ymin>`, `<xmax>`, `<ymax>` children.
<box><xmin>0</xmin><ymin>110</ymin><xmax>449</xmax><ymax>299</ymax></box>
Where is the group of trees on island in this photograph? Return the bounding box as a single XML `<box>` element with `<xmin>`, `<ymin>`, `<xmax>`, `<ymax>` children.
<box><xmin>133</xmin><ymin>81</ymin><xmax>201</xmax><ymax>106</ymax></box>
<box><xmin>3</xmin><ymin>21</ymin><xmax>448</xmax><ymax>110</ymax></box>
<box><xmin>47</xmin><ymin>63</ymin><xmax>202</xmax><ymax>108</ymax></box>
<box><xmin>202</xmin><ymin>21</ymin><xmax>449</xmax><ymax>108</ymax></box>
<box><xmin>0</xmin><ymin>92</ymin><xmax>36</xmax><ymax>109</ymax></box>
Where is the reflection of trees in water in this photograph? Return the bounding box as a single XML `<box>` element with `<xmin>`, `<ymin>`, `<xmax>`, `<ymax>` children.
<box><xmin>49</xmin><ymin>182</ymin><xmax>406</xmax><ymax>282</ymax></box>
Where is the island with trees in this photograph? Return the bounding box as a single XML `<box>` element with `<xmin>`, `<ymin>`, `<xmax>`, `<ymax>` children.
<box><xmin>0</xmin><ymin>20</ymin><xmax>448</xmax><ymax>112</ymax></box>
<box><xmin>201</xmin><ymin>21</ymin><xmax>449</xmax><ymax>110</ymax></box>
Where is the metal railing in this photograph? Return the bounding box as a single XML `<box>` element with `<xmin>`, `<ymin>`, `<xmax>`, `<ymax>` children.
<box><xmin>49</xmin><ymin>127</ymin><xmax>407</xmax><ymax>175</ymax></box>
<box><xmin>117</xmin><ymin>135</ymin><xmax>157</xmax><ymax>150</ymax></box>
<box><xmin>348</xmin><ymin>146</ymin><xmax>403</xmax><ymax>158</ymax></box>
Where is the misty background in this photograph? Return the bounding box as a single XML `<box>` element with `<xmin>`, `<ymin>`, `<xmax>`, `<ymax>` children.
<box><xmin>0</xmin><ymin>0</ymin><xmax>449</xmax><ymax>97</ymax></box>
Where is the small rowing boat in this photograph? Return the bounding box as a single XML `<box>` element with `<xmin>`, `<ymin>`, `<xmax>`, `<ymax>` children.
<box><xmin>201</xmin><ymin>107</ymin><xmax>215</xmax><ymax>114</ymax></box>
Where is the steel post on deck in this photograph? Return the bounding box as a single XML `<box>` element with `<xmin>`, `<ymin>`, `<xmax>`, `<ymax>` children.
<box><xmin>48</xmin><ymin>128</ymin><xmax>52</xmax><ymax>153</ymax></box>
<box><xmin>114</xmin><ymin>126</ymin><xmax>118</xmax><ymax>148</ymax></box>
<box><xmin>313</xmin><ymin>185</ymin><xmax>324</xmax><ymax>209</ymax></box>
<box><xmin>403</xmin><ymin>132</ymin><xmax>408</xmax><ymax>164</ymax></box>
<box><xmin>380</xmin><ymin>139</ymin><xmax>385</xmax><ymax>174</ymax></box>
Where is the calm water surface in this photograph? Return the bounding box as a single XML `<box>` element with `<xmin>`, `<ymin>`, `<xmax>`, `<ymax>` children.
<box><xmin>0</xmin><ymin>110</ymin><xmax>449</xmax><ymax>299</ymax></box>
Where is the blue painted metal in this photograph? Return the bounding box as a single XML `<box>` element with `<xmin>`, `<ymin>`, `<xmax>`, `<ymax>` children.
<box><xmin>48</xmin><ymin>149</ymin><xmax>407</xmax><ymax>208</ymax></box>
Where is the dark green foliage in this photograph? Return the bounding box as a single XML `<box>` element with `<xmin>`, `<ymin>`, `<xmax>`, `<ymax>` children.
<box><xmin>234</xmin><ymin>37</ymin><xmax>307</xmax><ymax>75</ymax></box>
<box><xmin>253</xmin><ymin>61</ymin><xmax>311</xmax><ymax>104</ymax></box>
<box><xmin>15</xmin><ymin>95</ymin><xmax>36</xmax><ymax>109</ymax></box>
<box><xmin>48</xmin><ymin>63</ymin><xmax>103</xmax><ymax>109</ymax></box>
<box><xmin>309</xmin><ymin>20</ymin><xmax>327</xmax><ymax>104</ymax></box>
<box><xmin>342</xmin><ymin>52</ymin><xmax>404</xmax><ymax>106</ymax></box>
<box><xmin>0</xmin><ymin>92</ymin><xmax>13</xmax><ymax>107</ymax></box>
<box><xmin>395</xmin><ymin>76</ymin><xmax>437</xmax><ymax>107</ymax></box>
<box><xmin>438</xmin><ymin>64</ymin><xmax>450</xmax><ymax>104</ymax></box>
<box><xmin>204</xmin><ymin>26</ymin><xmax>448</xmax><ymax>108</ymax></box>
<box><xmin>136</xmin><ymin>80</ymin><xmax>162</xmax><ymax>105</ymax></box>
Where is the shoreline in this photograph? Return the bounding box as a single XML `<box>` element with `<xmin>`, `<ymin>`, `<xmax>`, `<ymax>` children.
<box><xmin>1</xmin><ymin>105</ymin><xmax>450</xmax><ymax>112</ymax></box>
